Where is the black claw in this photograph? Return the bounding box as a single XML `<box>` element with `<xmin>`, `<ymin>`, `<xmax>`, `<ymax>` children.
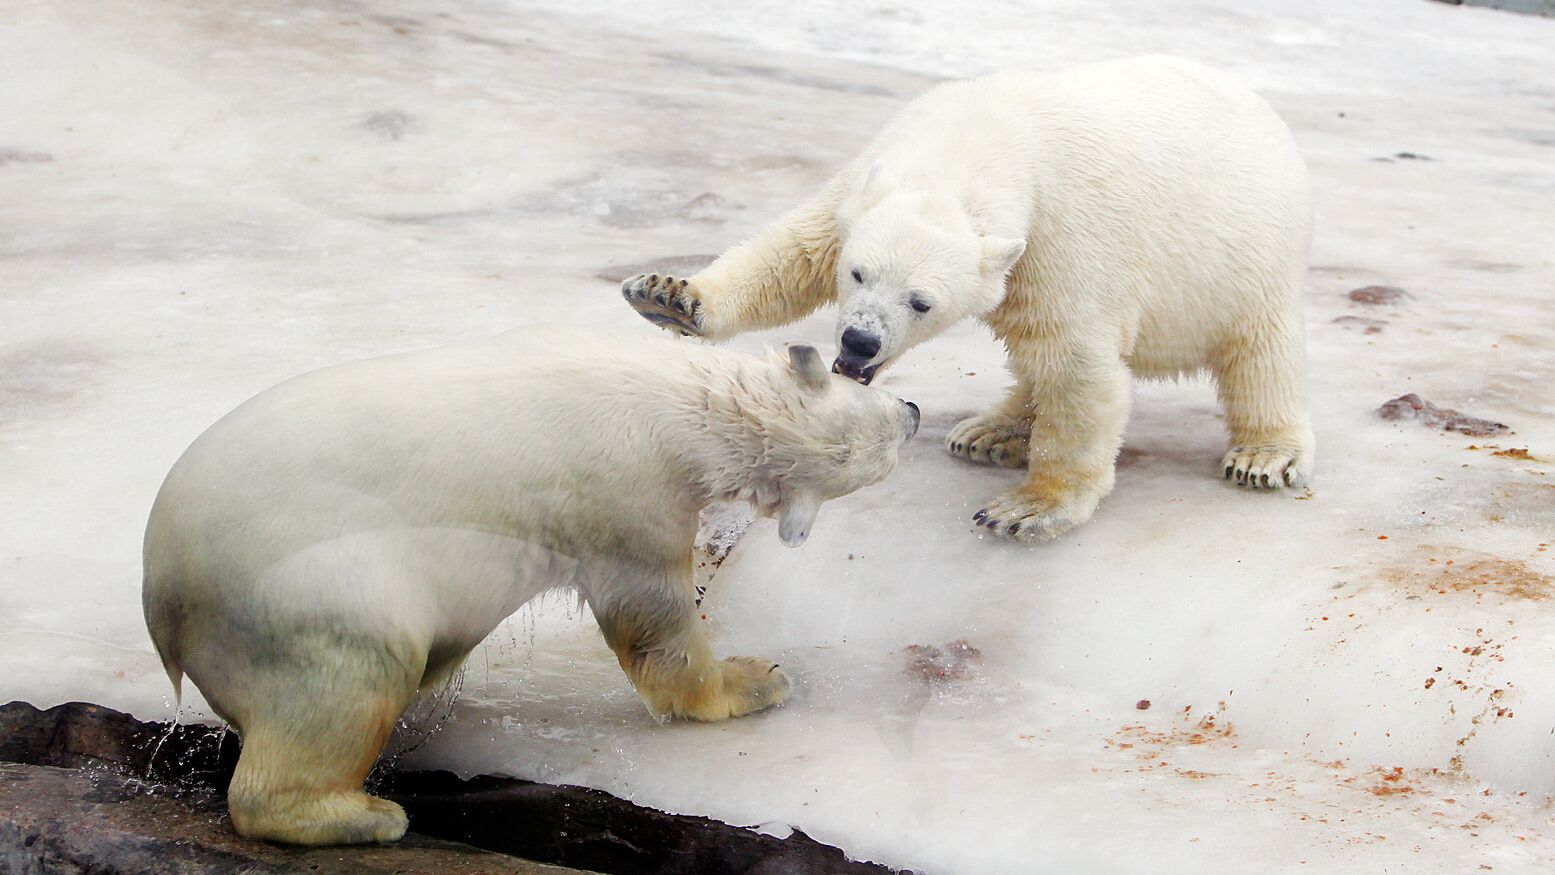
<box><xmin>972</xmin><ymin>510</ymin><xmax>987</xmax><ymax>523</ymax></box>
<box><xmin>1224</xmin><ymin>465</ymin><xmax>1234</xmax><ymax>479</ymax></box>
<box><xmin>1260</xmin><ymin>473</ymin><xmax>1271</xmax><ymax>488</ymax></box>
<box><xmin>769</xmin><ymin>664</ymin><xmax>780</xmax><ymax>673</ymax></box>
<box><xmin>984</xmin><ymin>518</ymin><xmax>999</xmax><ymax>529</ymax></box>
<box><xmin>951</xmin><ymin>442</ymin><xmax>962</xmax><ymax>452</ymax></box>
<box><xmin>1007</xmin><ymin>522</ymin><xmax>1021</xmax><ymax>534</ymax></box>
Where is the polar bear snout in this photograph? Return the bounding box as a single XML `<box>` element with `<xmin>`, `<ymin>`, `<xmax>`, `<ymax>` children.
<box><xmin>840</xmin><ymin>326</ymin><xmax>881</xmax><ymax>360</ymax></box>
<box><xmin>834</xmin><ymin>327</ymin><xmax>883</xmax><ymax>384</ymax></box>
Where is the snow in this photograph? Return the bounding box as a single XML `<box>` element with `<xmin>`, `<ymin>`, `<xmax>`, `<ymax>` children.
<box><xmin>3</xmin><ymin>0</ymin><xmax>1555</xmax><ymax>872</ymax></box>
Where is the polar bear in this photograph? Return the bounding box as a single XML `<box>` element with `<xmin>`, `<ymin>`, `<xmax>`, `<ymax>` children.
<box><xmin>142</xmin><ymin>325</ymin><xmax>918</xmax><ymax>846</ymax></box>
<box><xmin>623</xmin><ymin>55</ymin><xmax>1314</xmax><ymax>541</ymax></box>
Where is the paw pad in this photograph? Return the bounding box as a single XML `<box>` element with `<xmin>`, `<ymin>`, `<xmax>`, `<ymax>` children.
<box><xmin>622</xmin><ymin>272</ymin><xmax>706</xmax><ymax>337</ymax></box>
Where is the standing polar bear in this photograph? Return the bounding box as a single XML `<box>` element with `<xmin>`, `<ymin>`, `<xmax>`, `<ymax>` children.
<box><xmin>143</xmin><ymin>326</ymin><xmax>918</xmax><ymax>845</ymax></box>
<box><xmin>625</xmin><ymin>55</ymin><xmax>1314</xmax><ymax>541</ymax></box>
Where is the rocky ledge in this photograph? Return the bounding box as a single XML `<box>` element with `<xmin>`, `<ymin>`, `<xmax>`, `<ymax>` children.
<box><xmin>0</xmin><ymin>701</ymin><xmax>898</xmax><ymax>875</ymax></box>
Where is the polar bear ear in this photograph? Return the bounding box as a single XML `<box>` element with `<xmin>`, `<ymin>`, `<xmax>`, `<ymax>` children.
<box><xmin>778</xmin><ymin>491</ymin><xmax>822</xmax><ymax>547</ymax></box>
<box><xmin>788</xmin><ymin>343</ymin><xmax>831</xmax><ymax>393</ymax></box>
<box><xmin>860</xmin><ymin>160</ymin><xmax>899</xmax><ymax>208</ymax></box>
<box><xmin>979</xmin><ymin>235</ymin><xmax>1027</xmax><ymax>279</ymax></box>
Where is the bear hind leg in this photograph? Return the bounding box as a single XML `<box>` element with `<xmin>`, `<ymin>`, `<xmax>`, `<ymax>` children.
<box><xmin>1212</xmin><ymin>315</ymin><xmax>1315</xmax><ymax>490</ymax></box>
<box><xmin>224</xmin><ymin>647</ymin><xmax>420</xmax><ymax>845</ymax></box>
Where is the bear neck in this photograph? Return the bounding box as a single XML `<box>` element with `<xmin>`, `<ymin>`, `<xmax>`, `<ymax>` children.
<box><xmin>672</xmin><ymin>358</ymin><xmax>803</xmax><ymax>510</ymax></box>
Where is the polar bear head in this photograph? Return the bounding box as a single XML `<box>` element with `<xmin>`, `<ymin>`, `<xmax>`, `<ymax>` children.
<box><xmin>831</xmin><ymin>174</ymin><xmax>1026</xmax><ymax>384</ymax></box>
<box><xmin>716</xmin><ymin>344</ymin><xmax>918</xmax><ymax>546</ymax></box>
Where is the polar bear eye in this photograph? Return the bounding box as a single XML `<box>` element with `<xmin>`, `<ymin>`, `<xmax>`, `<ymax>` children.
<box><xmin>910</xmin><ymin>296</ymin><xmax>932</xmax><ymax>314</ymax></box>
<box><xmin>851</xmin><ymin>268</ymin><xmax>863</xmax><ymax>284</ymax></box>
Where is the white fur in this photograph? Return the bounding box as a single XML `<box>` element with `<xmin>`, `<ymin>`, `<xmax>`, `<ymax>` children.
<box><xmin>142</xmin><ymin>325</ymin><xmax>915</xmax><ymax>845</ymax></box>
<box><xmin>624</xmin><ymin>56</ymin><xmax>1315</xmax><ymax>540</ymax></box>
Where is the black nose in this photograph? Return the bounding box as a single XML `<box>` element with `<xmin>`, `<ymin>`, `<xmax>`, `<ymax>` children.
<box><xmin>840</xmin><ymin>327</ymin><xmax>881</xmax><ymax>360</ymax></box>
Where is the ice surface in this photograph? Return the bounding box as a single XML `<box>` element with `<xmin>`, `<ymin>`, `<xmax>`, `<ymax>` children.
<box><xmin>3</xmin><ymin>0</ymin><xmax>1554</xmax><ymax>872</ymax></box>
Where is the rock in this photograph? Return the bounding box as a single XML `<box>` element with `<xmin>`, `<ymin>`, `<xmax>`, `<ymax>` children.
<box><xmin>0</xmin><ymin>700</ymin><xmax>239</xmax><ymax>786</ymax></box>
<box><xmin>386</xmin><ymin>771</ymin><xmax>890</xmax><ymax>875</ymax></box>
<box><xmin>0</xmin><ymin>702</ymin><xmax>894</xmax><ymax>875</ymax></box>
<box><xmin>903</xmin><ymin>639</ymin><xmax>982</xmax><ymax>683</ymax></box>
<box><xmin>1347</xmin><ymin>285</ymin><xmax>1409</xmax><ymax>305</ymax></box>
<box><xmin>1377</xmin><ymin>393</ymin><xmax>1510</xmax><ymax>436</ymax></box>
<box><xmin>0</xmin><ymin>762</ymin><xmax>578</xmax><ymax>874</ymax></box>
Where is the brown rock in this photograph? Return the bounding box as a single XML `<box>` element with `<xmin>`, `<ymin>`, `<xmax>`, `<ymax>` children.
<box><xmin>1377</xmin><ymin>393</ymin><xmax>1510</xmax><ymax>436</ymax></box>
<box><xmin>1347</xmin><ymin>285</ymin><xmax>1409</xmax><ymax>305</ymax></box>
<box><xmin>0</xmin><ymin>762</ymin><xmax>578</xmax><ymax>874</ymax></box>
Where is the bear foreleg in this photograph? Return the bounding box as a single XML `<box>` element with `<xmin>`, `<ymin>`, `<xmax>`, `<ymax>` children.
<box><xmin>621</xmin><ymin>179</ymin><xmax>845</xmax><ymax>340</ymax></box>
<box><xmin>972</xmin><ymin>344</ymin><xmax>1131</xmax><ymax>542</ymax></box>
<box><xmin>590</xmin><ymin>562</ymin><xmax>790</xmax><ymax>721</ymax></box>
<box><xmin>946</xmin><ymin>374</ymin><xmax>1035</xmax><ymax>469</ymax></box>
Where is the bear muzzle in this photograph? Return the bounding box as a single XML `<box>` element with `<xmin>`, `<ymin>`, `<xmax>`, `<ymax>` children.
<box><xmin>831</xmin><ymin>355</ymin><xmax>880</xmax><ymax>385</ymax></box>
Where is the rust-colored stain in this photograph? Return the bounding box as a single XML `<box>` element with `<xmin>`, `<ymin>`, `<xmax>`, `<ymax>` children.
<box><xmin>1380</xmin><ymin>547</ymin><xmax>1552</xmax><ymax>601</ymax></box>
<box><xmin>1368</xmin><ymin>766</ymin><xmax>1415</xmax><ymax>796</ymax></box>
<box><xmin>1108</xmin><ymin>704</ymin><xmax>1237</xmax><ymax>763</ymax></box>
<box><xmin>1492</xmin><ymin>447</ymin><xmax>1539</xmax><ymax>461</ymax></box>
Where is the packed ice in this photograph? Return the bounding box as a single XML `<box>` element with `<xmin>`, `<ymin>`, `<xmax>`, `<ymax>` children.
<box><xmin>2</xmin><ymin>0</ymin><xmax>1553</xmax><ymax>871</ymax></box>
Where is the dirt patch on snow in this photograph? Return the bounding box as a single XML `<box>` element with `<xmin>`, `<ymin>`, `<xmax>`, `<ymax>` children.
<box><xmin>1380</xmin><ymin>547</ymin><xmax>1553</xmax><ymax>602</ymax></box>
<box><xmin>1377</xmin><ymin>394</ymin><xmax>1510</xmax><ymax>436</ymax></box>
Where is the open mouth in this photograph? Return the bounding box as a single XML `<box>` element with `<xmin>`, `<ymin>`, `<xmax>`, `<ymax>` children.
<box><xmin>831</xmin><ymin>357</ymin><xmax>879</xmax><ymax>385</ymax></box>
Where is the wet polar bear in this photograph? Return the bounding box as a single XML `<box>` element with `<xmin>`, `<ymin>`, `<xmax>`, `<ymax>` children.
<box><xmin>143</xmin><ymin>326</ymin><xmax>918</xmax><ymax>845</ymax></box>
<box><xmin>624</xmin><ymin>56</ymin><xmax>1314</xmax><ymax>541</ymax></box>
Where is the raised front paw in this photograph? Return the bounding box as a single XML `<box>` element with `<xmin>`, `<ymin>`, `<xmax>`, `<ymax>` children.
<box><xmin>1221</xmin><ymin>438</ymin><xmax>1313</xmax><ymax>490</ymax></box>
<box><xmin>971</xmin><ymin>488</ymin><xmax>1099</xmax><ymax>543</ymax></box>
<box><xmin>621</xmin><ymin>273</ymin><xmax>705</xmax><ymax>337</ymax></box>
<box><xmin>946</xmin><ymin>413</ymin><xmax>1030</xmax><ymax>469</ymax></box>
